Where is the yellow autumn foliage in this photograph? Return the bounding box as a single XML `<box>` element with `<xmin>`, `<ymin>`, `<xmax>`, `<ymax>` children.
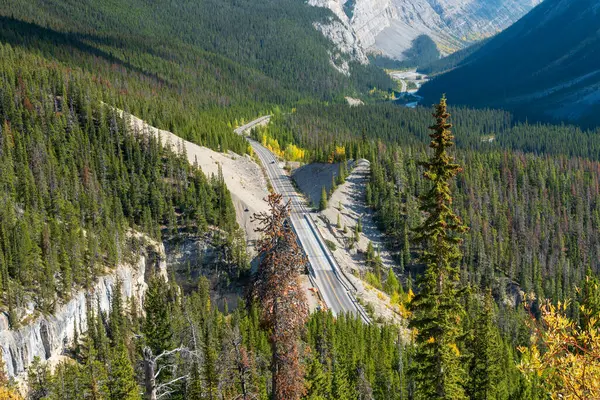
<box><xmin>261</xmin><ymin>134</ymin><xmax>306</xmax><ymax>162</ymax></box>
<box><xmin>327</xmin><ymin>146</ymin><xmax>347</xmax><ymax>163</ymax></box>
<box><xmin>519</xmin><ymin>301</ymin><xmax>600</xmax><ymax>400</ymax></box>
<box><xmin>397</xmin><ymin>302</ymin><xmax>411</xmax><ymax>318</ymax></box>
<box><xmin>449</xmin><ymin>343</ymin><xmax>460</xmax><ymax>356</ymax></box>
<box><xmin>284</xmin><ymin>144</ymin><xmax>305</xmax><ymax>161</ymax></box>
<box><xmin>0</xmin><ymin>387</ymin><xmax>23</xmax><ymax>400</ymax></box>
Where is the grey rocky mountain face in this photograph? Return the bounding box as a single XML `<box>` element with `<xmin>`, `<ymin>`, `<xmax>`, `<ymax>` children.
<box><xmin>0</xmin><ymin>242</ymin><xmax>167</xmax><ymax>378</ymax></box>
<box><xmin>310</xmin><ymin>0</ymin><xmax>541</xmax><ymax>61</ymax></box>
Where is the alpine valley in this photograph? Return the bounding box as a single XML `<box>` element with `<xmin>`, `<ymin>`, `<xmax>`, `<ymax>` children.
<box><xmin>0</xmin><ymin>0</ymin><xmax>598</xmax><ymax>399</ymax></box>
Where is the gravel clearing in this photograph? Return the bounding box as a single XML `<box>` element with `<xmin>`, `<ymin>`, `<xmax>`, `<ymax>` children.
<box><xmin>117</xmin><ymin>109</ymin><xmax>269</xmax><ymax>252</ymax></box>
<box><xmin>295</xmin><ymin>159</ymin><xmax>406</xmax><ymax>325</ymax></box>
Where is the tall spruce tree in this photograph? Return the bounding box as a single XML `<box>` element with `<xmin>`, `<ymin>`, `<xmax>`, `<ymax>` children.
<box><xmin>107</xmin><ymin>343</ymin><xmax>140</xmax><ymax>400</ymax></box>
<box><xmin>468</xmin><ymin>290</ymin><xmax>503</xmax><ymax>400</ymax></box>
<box><xmin>409</xmin><ymin>96</ymin><xmax>468</xmax><ymax>400</ymax></box>
<box><xmin>143</xmin><ymin>275</ymin><xmax>173</xmax><ymax>356</ymax></box>
<box><xmin>305</xmin><ymin>355</ymin><xmax>329</xmax><ymax>399</ymax></box>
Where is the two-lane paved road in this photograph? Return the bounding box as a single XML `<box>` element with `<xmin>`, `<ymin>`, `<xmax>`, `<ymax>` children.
<box><xmin>235</xmin><ymin>117</ymin><xmax>369</xmax><ymax>322</ymax></box>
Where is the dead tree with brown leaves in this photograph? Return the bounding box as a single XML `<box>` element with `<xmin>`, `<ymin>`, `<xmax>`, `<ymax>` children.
<box><xmin>252</xmin><ymin>193</ymin><xmax>309</xmax><ymax>400</ymax></box>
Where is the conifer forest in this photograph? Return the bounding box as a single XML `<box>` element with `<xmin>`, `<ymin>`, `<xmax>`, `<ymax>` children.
<box><xmin>0</xmin><ymin>0</ymin><xmax>599</xmax><ymax>399</ymax></box>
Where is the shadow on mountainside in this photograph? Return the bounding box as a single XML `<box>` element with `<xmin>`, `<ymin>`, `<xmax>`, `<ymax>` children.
<box><xmin>0</xmin><ymin>15</ymin><xmax>167</xmax><ymax>85</ymax></box>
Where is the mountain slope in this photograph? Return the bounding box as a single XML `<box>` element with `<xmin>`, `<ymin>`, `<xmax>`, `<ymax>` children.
<box><xmin>0</xmin><ymin>0</ymin><xmax>392</xmax><ymax>140</ymax></box>
<box><xmin>420</xmin><ymin>0</ymin><xmax>600</xmax><ymax>126</ymax></box>
<box><xmin>310</xmin><ymin>0</ymin><xmax>540</xmax><ymax>60</ymax></box>
<box><xmin>0</xmin><ymin>0</ymin><xmax>395</xmax><ymax>340</ymax></box>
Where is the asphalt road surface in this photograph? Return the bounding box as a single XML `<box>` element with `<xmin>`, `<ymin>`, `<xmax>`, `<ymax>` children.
<box><xmin>235</xmin><ymin>117</ymin><xmax>369</xmax><ymax>322</ymax></box>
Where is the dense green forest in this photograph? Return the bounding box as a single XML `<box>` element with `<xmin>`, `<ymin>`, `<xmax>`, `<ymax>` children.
<box><xmin>0</xmin><ymin>0</ymin><xmax>396</xmax><ymax>322</ymax></box>
<box><xmin>18</xmin><ymin>283</ymin><xmax>542</xmax><ymax>400</ymax></box>
<box><xmin>14</xmin><ymin>278</ymin><xmax>428</xmax><ymax>400</ymax></box>
<box><xmin>1</xmin><ymin>0</ymin><xmax>599</xmax><ymax>398</ymax></box>
<box><xmin>265</xmin><ymin>103</ymin><xmax>600</xmax><ymax>318</ymax></box>
<box><xmin>0</xmin><ymin>42</ymin><xmax>244</xmax><ymax>323</ymax></box>
<box><xmin>0</xmin><ymin>0</ymin><xmax>393</xmax><ymax>152</ymax></box>
<box><xmin>267</xmin><ymin>103</ymin><xmax>600</xmax><ymax>162</ymax></box>
<box><xmin>11</xmin><ymin>101</ymin><xmax>554</xmax><ymax>400</ymax></box>
<box><xmin>370</xmin><ymin>146</ymin><xmax>600</xmax><ymax>305</ymax></box>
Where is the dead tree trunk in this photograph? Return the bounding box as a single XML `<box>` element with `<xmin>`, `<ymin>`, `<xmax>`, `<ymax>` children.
<box><xmin>143</xmin><ymin>347</ymin><xmax>157</xmax><ymax>400</ymax></box>
<box><xmin>143</xmin><ymin>346</ymin><xmax>190</xmax><ymax>400</ymax></box>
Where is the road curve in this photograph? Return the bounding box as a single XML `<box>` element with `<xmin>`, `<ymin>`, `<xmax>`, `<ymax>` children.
<box><xmin>235</xmin><ymin>117</ymin><xmax>370</xmax><ymax>323</ymax></box>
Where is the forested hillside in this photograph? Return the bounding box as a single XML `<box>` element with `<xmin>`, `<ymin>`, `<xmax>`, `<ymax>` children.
<box><xmin>267</xmin><ymin>103</ymin><xmax>600</xmax><ymax>318</ymax></box>
<box><xmin>0</xmin><ymin>43</ymin><xmax>242</xmax><ymax>323</ymax></box>
<box><xmin>0</xmin><ymin>0</ymin><xmax>392</xmax><ymax>150</ymax></box>
<box><xmin>268</xmin><ymin>103</ymin><xmax>600</xmax><ymax>161</ymax></box>
<box><xmin>258</xmin><ymin>100</ymin><xmax>600</xmax><ymax>398</ymax></box>
<box><xmin>1</xmin><ymin>0</ymin><xmax>599</xmax><ymax>398</ymax></box>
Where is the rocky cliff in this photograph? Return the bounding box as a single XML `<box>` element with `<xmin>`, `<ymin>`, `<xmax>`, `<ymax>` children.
<box><xmin>309</xmin><ymin>0</ymin><xmax>541</xmax><ymax>60</ymax></box>
<box><xmin>309</xmin><ymin>0</ymin><xmax>369</xmax><ymax>74</ymax></box>
<box><xmin>0</xmin><ymin>238</ymin><xmax>167</xmax><ymax>378</ymax></box>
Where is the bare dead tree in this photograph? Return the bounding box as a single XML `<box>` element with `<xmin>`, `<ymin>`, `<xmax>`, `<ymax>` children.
<box><xmin>251</xmin><ymin>193</ymin><xmax>309</xmax><ymax>400</ymax></box>
<box><xmin>143</xmin><ymin>346</ymin><xmax>193</xmax><ymax>400</ymax></box>
<box><xmin>217</xmin><ymin>324</ymin><xmax>259</xmax><ymax>400</ymax></box>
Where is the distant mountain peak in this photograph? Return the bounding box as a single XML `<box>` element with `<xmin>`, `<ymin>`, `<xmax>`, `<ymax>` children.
<box><xmin>309</xmin><ymin>0</ymin><xmax>541</xmax><ymax>60</ymax></box>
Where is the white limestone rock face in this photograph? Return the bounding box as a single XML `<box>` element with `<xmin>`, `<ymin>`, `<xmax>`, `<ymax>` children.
<box><xmin>309</xmin><ymin>0</ymin><xmax>542</xmax><ymax>60</ymax></box>
<box><xmin>0</xmin><ymin>242</ymin><xmax>167</xmax><ymax>378</ymax></box>
<box><xmin>313</xmin><ymin>18</ymin><xmax>369</xmax><ymax>75</ymax></box>
<box><xmin>308</xmin><ymin>0</ymin><xmax>369</xmax><ymax>73</ymax></box>
<box><xmin>308</xmin><ymin>0</ymin><xmax>350</xmax><ymax>23</ymax></box>
<box><xmin>351</xmin><ymin>0</ymin><xmax>396</xmax><ymax>50</ymax></box>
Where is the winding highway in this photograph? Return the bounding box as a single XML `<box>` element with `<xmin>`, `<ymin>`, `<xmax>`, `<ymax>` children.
<box><xmin>236</xmin><ymin>117</ymin><xmax>369</xmax><ymax>323</ymax></box>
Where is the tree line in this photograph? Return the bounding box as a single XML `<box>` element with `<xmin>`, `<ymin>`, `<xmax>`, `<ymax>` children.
<box><xmin>1</xmin><ymin>96</ymin><xmax>596</xmax><ymax>400</ymax></box>
<box><xmin>267</xmin><ymin>102</ymin><xmax>600</xmax><ymax>318</ymax></box>
<box><xmin>267</xmin><ymin>103</ymin><xmax>600</xmax><ymax>162</ymax></box>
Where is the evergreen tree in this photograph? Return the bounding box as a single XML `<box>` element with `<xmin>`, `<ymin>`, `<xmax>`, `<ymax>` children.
<box><xmin>143</xmin><ymin>275</ymin><xmax>173</xmax><ymax>356</ymax></box>
<box><xmin>95</xmin><ymin>309</ymin><xmax>110</xmax><ymax>362</ymax></box>
<box><xmin>332</xmin><ymin>365</ymin><xmax>353</xmax><ymax>400</ymax></box>
<box><xmin>305</xmin><ymin>356</ymin><xmax>329</xmax><ymax>399</ymax></box>
<box><xmin>468</xmin><ymin>290</ymin><xmax>503</xmax><ymax>400</ymax></box>
<box><xmin>187</xmin><ymin>362</ymin><xmax>203</xmax><ymax>399</ymax></box>
<box><xmin>337</xmin><ymin>162</ymin><xmax>347</xmax><ymax>185</ymax></box>
<box><xmin>320</xmin><ymin>186</ymin><xmax>328</xmax><ymax>211</ymax></box>
<box><xmin>83</xmin><ymin>346</ymin><xmax>109</xmax><ymax>400</ymax></box>
<box><xmin>109</xmin><ymin>280</ymin><xmax>125</xmax><ymax>344</ymax></box>
<box><xmin>578</xmin><ymin>268</ymin><xmax>600</xmax><ymax>328</ymax></box>
<box><xmin>203</xmin><ymin>323</ymin><xmax>219</xmax><ymax>399</ymax></box>
<box><xmin>27</xmin><ymin>357</ymin><xmax>51</xmax><ymax>400</ymax></box>
<box><xmin>107</xmin><ymin>344</ymin><xmax>139</xmax><ymax>400</ymax></box>
<box><xmin>384</xmin><ymin>269</ymin><xmax>400</xmax><ymax>295</ymax></box>
<box><xmin>409</xmin><ymin>96</ymin><xmax>468</xmax><ymax>400</ymax></box>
